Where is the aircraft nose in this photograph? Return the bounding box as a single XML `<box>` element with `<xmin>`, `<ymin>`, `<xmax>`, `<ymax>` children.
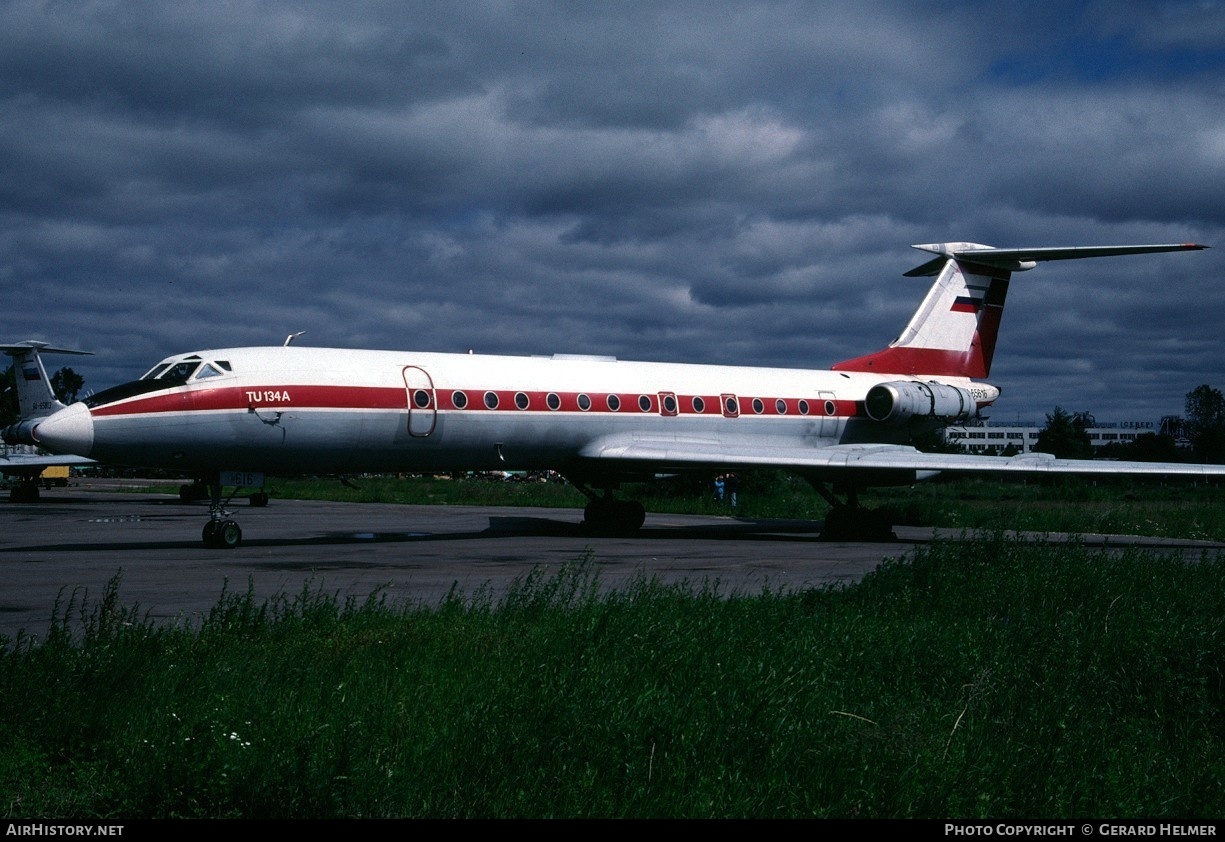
<box><xmin>33</xmin><ymin>402</ymin><xmax>95</xmax><ymax>457</ymax></box>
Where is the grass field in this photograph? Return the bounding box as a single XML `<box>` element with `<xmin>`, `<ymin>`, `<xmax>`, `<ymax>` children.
<box><xmin>3</xmin><ymin>473</ymin><xmax>1223</xmax><ymax>818</ymax></box>
<box><xmin>248</xmin><ymin>471</ymin><xmax>1225</xmax><ymax>542</ymax></box>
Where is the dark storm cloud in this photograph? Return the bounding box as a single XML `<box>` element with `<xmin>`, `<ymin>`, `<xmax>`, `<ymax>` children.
<box><xmin>2</xmin><ymin>0</ymin><xmax>1223</xmax><ymax>423</ymax></box>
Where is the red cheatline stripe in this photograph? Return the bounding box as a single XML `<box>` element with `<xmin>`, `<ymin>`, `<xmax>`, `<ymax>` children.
<box><xmin>91</xmin><ymin>383</ymin><xmax>865</xmax><ymax>418</ymax></box>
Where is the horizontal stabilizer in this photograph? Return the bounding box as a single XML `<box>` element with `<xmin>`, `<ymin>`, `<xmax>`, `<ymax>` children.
<box><xmin>903</xmin><ymin>242</ymin><xmax>1208</xmax><ymax>277</ymax></box>
<box><xmin>1</xmin><ymin>340</ymin><xmax>92</xmax><ymax>357</ymax></box>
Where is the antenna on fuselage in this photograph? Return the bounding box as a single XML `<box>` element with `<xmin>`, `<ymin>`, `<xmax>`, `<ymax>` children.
<box><xmin>284</xmin><ymin>331</ymin><xmax>306</xmax><ymax>346</ymax></box>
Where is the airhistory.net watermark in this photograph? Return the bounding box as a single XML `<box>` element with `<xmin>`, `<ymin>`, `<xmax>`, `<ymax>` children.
<box><xmin>5</xmin><ymin>826</ymin><xmax>124</xmax><ymax>837</ymax></box>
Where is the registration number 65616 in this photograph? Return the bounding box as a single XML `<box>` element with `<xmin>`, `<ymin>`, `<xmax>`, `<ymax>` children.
<box><xmin>220</xmin><ymin>471</ymin><xmax>265</xmax><ymax>488</ymax></box>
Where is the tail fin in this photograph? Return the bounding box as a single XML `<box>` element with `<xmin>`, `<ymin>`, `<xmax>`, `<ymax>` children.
<box><xmin>831</xmin><ymin>242</ymin><xmax>1208</xmax><ymax>379</ymax></box>
<box><xmin>2</xmin><ymin>341</ymin><xmax>92</xmax><ymax>444</ymax></box>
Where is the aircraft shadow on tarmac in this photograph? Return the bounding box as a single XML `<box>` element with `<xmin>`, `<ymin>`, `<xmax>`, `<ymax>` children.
<box><xmin>308</xmin><ymin>514</ymin><xmax>840</xmax><ymax>545</ymax></box>
<box><xmin>2</xmin><ymin>498</ymin><xmax>885</xmax><ymax>552</ymax></box>
<box><xmin>7</xmin><ymin>498</ymin><xmax>1222</xmax><ymax>554</ymax></box>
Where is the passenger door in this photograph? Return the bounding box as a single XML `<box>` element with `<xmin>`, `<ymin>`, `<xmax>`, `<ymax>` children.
<box><xmin>402</xmin><ymin>366</ymin><xmax>437</xmax><ymax>437</ymax></box>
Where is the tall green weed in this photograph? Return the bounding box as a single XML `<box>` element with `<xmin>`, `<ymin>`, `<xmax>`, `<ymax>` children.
<box><xmin>3</xmin><ymin>538</ymin><xmax>1222</xmax><ymax>818</ymax></box>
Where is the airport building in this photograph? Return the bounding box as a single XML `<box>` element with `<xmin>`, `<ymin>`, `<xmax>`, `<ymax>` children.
<box><xmin>941</xmin><ymin>417</ymin><xmax>1187</xmax><ymax>455</ymax></box>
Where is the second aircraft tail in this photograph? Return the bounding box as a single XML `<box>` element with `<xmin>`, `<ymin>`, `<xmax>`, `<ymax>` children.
<box><xmin>2</xmin><ymin>341</ymin><xmax>92</xmax><ymax>445</ymax></box>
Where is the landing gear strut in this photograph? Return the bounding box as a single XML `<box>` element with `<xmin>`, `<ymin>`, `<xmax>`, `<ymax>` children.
<box><xmin>809</xmin><ymin>481</ymin><xmax>896</xmax><ymax>542</ymax></box>
<box><xmin>568</xmin><ymin>480</ymin><xmax>646</xmax><ymax>534</ymax></box>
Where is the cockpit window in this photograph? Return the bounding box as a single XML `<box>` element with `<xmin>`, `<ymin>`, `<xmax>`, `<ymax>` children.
<box><xmin>85</xmin><ymin>356</ymin><xmax>207</xmax><ymax>408</ymax></box>
<box><xmin>140</xmin><ymin>363</ymin><xmax>172</xmax><ymax>381</ymax></box>
<box><xmin>140</xmin><ymin>354</ymin><xmax>205</xmax><ymax>382</ymax></box>
<box><xmin>194</xmin><ymin>363</ymin><xmax>226</xmax><ymax>380</ymax></box>
<box><xmin>162</xmin><ymin>361</ymin><xmax>201</xmax><ymax>382</ymax></box>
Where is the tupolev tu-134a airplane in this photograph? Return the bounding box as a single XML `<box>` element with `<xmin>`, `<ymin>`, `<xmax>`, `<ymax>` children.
<box><xmin>21</xmin><ymin>241</ymin><xmax>1225</xmax><ymax>548</ymax></box>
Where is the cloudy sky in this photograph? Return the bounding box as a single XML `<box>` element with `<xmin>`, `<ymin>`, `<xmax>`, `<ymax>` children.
<box><xmin>3</xmin><ymin>0</ymin><xmax>1223</xmax><ymax>425</ymax></box>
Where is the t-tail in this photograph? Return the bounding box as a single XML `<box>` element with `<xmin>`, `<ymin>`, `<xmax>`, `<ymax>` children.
<box><xmin>2</xmin><ymin>341</ymin><xmax>92</xmax><ymax>445</ymax></box>
<box><xmin>832</xmin><ymin>242</ymin><xmax>1208</xmax><ymax>379</ymax></box>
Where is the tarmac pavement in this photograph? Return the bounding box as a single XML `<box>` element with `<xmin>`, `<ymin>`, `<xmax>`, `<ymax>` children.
<box><xmin>2</xmin><ymin>480</ymin><xmax>1221</xmax><ymax>643</ymax></box>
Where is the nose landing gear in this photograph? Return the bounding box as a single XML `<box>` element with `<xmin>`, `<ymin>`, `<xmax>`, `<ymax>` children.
<box><xmin>203</xmin><ymin>517</ymin><xmax>242</xmax><ymax>549</ymax></box>
<box><xmin>201</xmin><ymin>478</ymin><xmax>245</xmax><ymax>548</ymax></box>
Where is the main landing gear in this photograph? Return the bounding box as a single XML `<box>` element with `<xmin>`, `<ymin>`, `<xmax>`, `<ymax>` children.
<box><xmin>568</xmin><ymin>480</ymin><xmax>647</xmax><ymax>535</ymax></box>
<box><xmin>8</xmin><ymin>475</ymin><xmax>41</xmax><ymax>503</ymax></box>
<box><xmin>809</xmin><ymin>481</ymin><xmax>897</xmax><ymax>542</ymax></box>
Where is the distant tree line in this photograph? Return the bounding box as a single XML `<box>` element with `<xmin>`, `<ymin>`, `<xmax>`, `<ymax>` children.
<box><xmin>1035</xmin><ymin>384</ymin><xmax>1225</xmax><ymax>464</ymax></box>
<box><xmin>1033</xmin><ymin>407</ymin><xmax>1093</xmax><ymax>460</ymax></box>
<box><xmin>1183</xmin><ymin>384</ymin><xmax>1225</xmax><ymax>462</ymax></box>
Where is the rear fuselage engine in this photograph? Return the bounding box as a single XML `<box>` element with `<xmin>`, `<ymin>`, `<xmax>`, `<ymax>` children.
<box><xmin>864</xmin><ymin>380</ymin><xmax>990</xmax><ymax>425</ymax></box>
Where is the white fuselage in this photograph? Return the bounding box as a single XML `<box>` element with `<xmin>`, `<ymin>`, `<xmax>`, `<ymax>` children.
<box><xmin>38</xmin><ymin>345</ymin><xmax>997</xmax><ymax>479</ymax></box>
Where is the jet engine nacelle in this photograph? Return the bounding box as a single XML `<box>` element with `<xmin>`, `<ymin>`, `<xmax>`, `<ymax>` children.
<box><xmin>2</xmin><ymin>419</ymin><xmax>40</xmax><ymax>446</ymax></box>
<box><xmin>864</xmin><ymin>380</ymin><xmax>977</xmax><ymax>425</ymax></box>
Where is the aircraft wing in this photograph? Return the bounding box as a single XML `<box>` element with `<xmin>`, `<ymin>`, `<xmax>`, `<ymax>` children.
<box><xmin>577</xmin><ymin>434</ymin><xmax>1225</xmax><ymax>479</ymax></box>
<box><xmin>0</xmin><ymin>451</ymin><xmax>95</xmax><ymax>477</ymax></box>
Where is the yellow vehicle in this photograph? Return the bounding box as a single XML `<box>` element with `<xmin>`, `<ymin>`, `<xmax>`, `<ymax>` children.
<box><xmin>40</xmin><ymin>465</ymin><xmax>71</xmax><ymax>488</ymax></box>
